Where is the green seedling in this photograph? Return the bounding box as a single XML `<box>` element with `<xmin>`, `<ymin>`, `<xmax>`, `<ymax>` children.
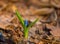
<box><xmin>15</xmin><ymin>10</ymin><xmax>39</xmax><ymax>39</ymax></box>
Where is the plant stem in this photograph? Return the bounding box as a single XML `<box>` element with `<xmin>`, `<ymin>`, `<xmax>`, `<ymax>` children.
<box><xmin>24</xmin><ymin>28</ymin><xmax>28</xmax><ymax>39</ymax></box>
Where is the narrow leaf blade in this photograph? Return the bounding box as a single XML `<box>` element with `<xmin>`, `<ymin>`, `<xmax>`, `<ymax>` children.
<box><xmin>27</xmin><ymin>18</ymin><xmax>39</xmax><ymax>29</ymax></box>
<box><xmin>15</xmin><ymin>10</ymin><xmax>24</xmax><ymax>27</ymax></box>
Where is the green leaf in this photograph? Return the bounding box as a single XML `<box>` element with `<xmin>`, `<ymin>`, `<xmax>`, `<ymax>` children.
<box><xmin>15</xmin><ymin>10</ymin><xmax>24</xmax><ymax>28</ymax></box>
<box><xmin>15</xmin><ymin>10</ymin><xmax>28</xmax><ymax>39</ymax></box>
<box><xmin>27</xmin><ymin>18</ymin><xmax>39</xmax><ymax>29</ymax></box>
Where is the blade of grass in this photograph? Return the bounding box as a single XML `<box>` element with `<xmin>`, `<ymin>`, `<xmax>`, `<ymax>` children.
<box><xmin>15</xmin><ymin>10</ymin><xmax>25</xmax><ymax>28</ymax></box>
<box><xmin>15</xmin><ymin>10</ymin><xmax>27</xmax><ymax>37</ymax></box>
<box><xmin>27</xmin><ymin>18</ymin><xmax>39</xmax><ymax>29</ymax></box>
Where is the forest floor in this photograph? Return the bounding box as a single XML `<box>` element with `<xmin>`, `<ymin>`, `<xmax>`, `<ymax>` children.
<box><xmin>0</xmin><ymin>0</ymin><xmax>60</xmax><ymax>44</ymax></box>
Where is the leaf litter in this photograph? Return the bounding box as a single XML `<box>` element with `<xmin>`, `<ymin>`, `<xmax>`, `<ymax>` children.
<box><xmin>0</xmin><ymin>0</ymin><xmax>60</xmax><ymax>44</ymax></box>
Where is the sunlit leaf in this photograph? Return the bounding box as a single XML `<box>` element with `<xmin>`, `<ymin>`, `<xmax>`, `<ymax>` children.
<box><xmin>27</xmin><ymin>18</ymin><xmax>39</xmax><ymax>29</ymax></box>
<box><xmin>15</xmin><ymin>10</ymin><xmax>24</xmax><ymax>28</ymax></box>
